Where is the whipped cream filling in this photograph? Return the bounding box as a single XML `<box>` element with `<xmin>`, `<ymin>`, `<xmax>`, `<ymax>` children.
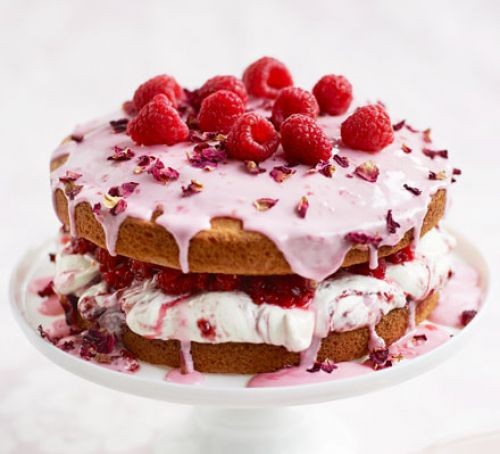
<box><xmin>53</xmin><ymin>228</ymin><xmax>454</xmax><ymax>352</ymax></box>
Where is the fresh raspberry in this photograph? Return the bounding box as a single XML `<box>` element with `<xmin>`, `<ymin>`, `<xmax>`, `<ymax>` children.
<box><xmin>133</xmin><ymin>74</ymin><xmax>183</xmax><ymax>110</ymax></box>
<box><xmin>242</xmin><ymin>57</ymin><xmax>293</xmax><ymax>99</ymax></box>
<box><xmin>226</xmin><ymin>113</ymin><xmax>279</xmax><ymax>162</ymax></box>
<box><xmin>341</xmin><ymin>104</ymin><xmax>394</xmax><ymax>152</ymax></box>
<box><xmin>198</xmin><ymin>90</ymin><xmax>245</xmax><ymax>134</ymax></box>
<box><xmin>196</xmin><ymin>75</ymin><xmax>248</xmax><ymax>108</ymax></box>
<box><xmin>312</xmin><ymin>74</ymin><xmax>353</xmax><ymax>115</ymax></box>
<box><xmin>280</xmin><ymin>114</ymin><xmax>332</xmax><ymax>165</ymax></box>
<box><xmin>95</xmin><ymin>247</ymin><xmax>122</xmax><ymax>272</ymax></box>
<box><xmin>127</xmin><ymin>94</ymin><xmax>189</xmax><ymax>146</ymax></box>
<box><xmin>271</xmin><ymin>87</ymin><xmax>319</xmax><ymax>128</ymax></box>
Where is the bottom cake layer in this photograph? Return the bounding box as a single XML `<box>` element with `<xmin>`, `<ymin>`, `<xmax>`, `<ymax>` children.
<box><xmin>69</xmin><ymin>292</ymin><xmax>438</xmax><ymax>374</ymax></box>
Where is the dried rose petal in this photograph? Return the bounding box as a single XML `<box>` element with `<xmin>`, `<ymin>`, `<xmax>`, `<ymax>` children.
<box><xmin>134</xmin><ymin>155</ymin><xmax>155</xmax><ymax>174</ymax></box>
<box><xmin>405</xmin><ymin>124</ymin><xmax>420</xmax><ymax>133</ymax></box>
<box><xmin>413</xmin><ymin>333</ymin><xmax>428</xmax><ymax>344</ymax></box>
<box><xmin>121</xmin><ymin>181</ymin><xmax>140</xmax><ymax>197</ymax></box>
<box><xmin>107</xmin><ymin>146</ymin><xmax>135</xmax><ymax>161</ymax></box>
<box><xmin>423</xmin><ymin>148</ymin><xmax>448</xmax><ymax>159</ymax></box>
<box><xmin>182</xmin><ymin>180</ymin><xmax>204</xmax><ymax>196</ymax></box>
<box><xmin>345</xmin><ymin>231</ymin><xmax>382</xmax><ymax>247</ymax></box>
<box><xmin>428</xmin><ymin>170</ymin><xmax>447</xmax><ymax>181</ymax></box>
<box><xmin>37</xmin><ymin>281</ymin><xmax>54</xmax><ymax>297</ymax></box>
<box><xmin>403</xmin><ymin>183</ymin><xmax>422</xmax><ymax>196</ymax></box>
<box><xmin>92</xmin><ymin>203</ymin><xmax>102</xmax><ymax>216</ymax></box>
<box><xmin>423</xmin><ymin>128</ymin><xmax>432</xmax><ymax>143</ymax></box>
<box><xmin>307</xmin><ymin>359</ymin><xmax>337</xmax><ymax>374</ymax></box>
<box><xmin>187</xmin><ymin>146</ymin><xmax>226</xmax><ymax>170</ymax></box>
<box><xmin>270</xmin><ymin>165</ymin><xmax>295</xmax><ymax>183</ymax></box>
<box><xmin>109</xmin><ymin>118</ymin><xmax>129</xmax><ymax>133</ymax></box>
<box><xmin>49</xmin><ymin>253</ymin><xmax>56</xmax><ymax>262</ymax></box>
<box><xmin>354</xmin><ymin>161</ymin><xmax>379</xmax><ymax>183</ymax></box>
<box><xmin>70</xmin><ymin>133</ymin><xmax>84</xmax><ymax>143</ymax></box>
<box><xmin>254</xmin><ymin>198</ymin><xmax>278</xmax><ymax>211</ymax></box>
<box><xmin>386</xmin><ymin>209</ymin><xmax>400</xmax><ymax>234</ymax></box>
<box><xmin>103</xmin><ymin>193</ymin><xmax>122</xmax><ymax>209</ymax></box>
<box><xmin>149</xmin><ymin>159</ymin><xmax>180</xmax><ymax>184</ymax></box>
<box><xmin>369</xmin><ymin>348</ymin><xmax>392</xmax><ymax>370</ymax></box>
<box><xmin>392</xmin><ymin>120</ymin><xmax>406</xmax><ymax>131</ymax></box>
<box><xmin>59</xmin><ymin>170</ymin><xmax>82</xmax><ymax>183</ymax></box>
<box><xmin>110</xmin><ymin>198</ymin><xmax>127</xmax><ymax>216</ymax></box>
<box><xmin>333</xmin><ymin>154</ymin><xmax>349</xmax><ymax>168</ymax></box>
<box><xmin>317</xmin><ymin>162</ymin><xmax>336</xmax><ymax>178</ymax></box>
<box><xmin>461</xmin><ymin>309</ymin><xmax>477</xmax><ymax>327</ymax></box>
<box><xmin>38</xmin><ymin>324</ymin><xmax>56</xmax><ymax>344</ymax></box>
<box><xmin>401</xmin><ymin>144</ymin><xmax>412</xmax><ymax>154</ymax></box>
<box><xmin>296</xmin><ymin>196</ymin><xmax>309</xmax><ymax>218</ymax></box>
<box><xmin>244</xmin><ymin>160</ymin><xmax>266</xmax><ymax>175</ymax></box>
<box><xmin>453</xmin><ymin>168</ymin><xmax>462</xmax><ymax>176</ymax></box>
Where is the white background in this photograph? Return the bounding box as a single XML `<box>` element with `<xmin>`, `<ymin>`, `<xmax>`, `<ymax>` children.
<box><xmin>1</xmin><ymin>0</ymin><xmax>499</xmax><ymax>452</ymax></box>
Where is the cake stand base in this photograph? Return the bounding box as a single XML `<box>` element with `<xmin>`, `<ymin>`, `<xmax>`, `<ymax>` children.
<box><xmin>154</xmin><ymin>406</ymin><xmax>355</xmax><ymax>454</ymax></box>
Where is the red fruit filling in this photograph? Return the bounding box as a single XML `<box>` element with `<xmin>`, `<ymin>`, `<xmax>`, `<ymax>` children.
<box><xmin>271</xmin><ymin>87</ymin><xmax>319</xmax><ymax>128</ymax></box>
<box><xmin>385</xmin><ymin>245</ymin><xmax>414</xmax><ymax>264</ymax></box>
<box><xmin>349</xmin><ymin>259</ymin><xmax>387</xmax><ymax>280</ymax></box>
<box><xmin>341</xmin><ymin>104</ymin><xmax>394</xmax><ymax>152</ymax></box>
<box><xmin>242</xmin><ymin>57</ymin><xmax>293</xmax><ymax>99</ymax></box>
<box><xmin>197</xmin><ymin>318</ymin><xmax>216</xmax><ymax>340</ymax></box>
<box><xmin>226</xmin><ymin>113</ymin><xmax>279</xmax><ymax>162</ymax></box>
<box><xmin>313</xmin><ymin>74</ymin><xmax>353</xmax><ymax>115</ymax></box>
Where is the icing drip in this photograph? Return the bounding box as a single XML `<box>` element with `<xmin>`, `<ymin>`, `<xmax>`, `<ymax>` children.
<box><xmin>179</xmin><ymin>340</ymin><xmax>195</xmax><ymax>374</ymax></box>
<box><xmin>51</xmin><ymin>102</ymin><xmax>452</xmax><ymax>280</ymax></box>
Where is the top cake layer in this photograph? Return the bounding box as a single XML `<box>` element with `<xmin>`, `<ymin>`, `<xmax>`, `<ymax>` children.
<box><xmin>50</xmin><ymin>60</ymin><xmax>453</xmax><ymax>280</ymax></box>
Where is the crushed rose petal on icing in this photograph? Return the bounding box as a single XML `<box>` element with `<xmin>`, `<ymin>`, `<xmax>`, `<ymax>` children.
<box><xmin>51</xmin><ymin>100</ymin><xmax>452</xmax><ymax>279</ymax></box>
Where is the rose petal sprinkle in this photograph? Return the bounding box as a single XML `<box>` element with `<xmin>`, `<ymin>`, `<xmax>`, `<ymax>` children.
<box><xmin>428</xmin><ymin>170</ymin><xmax>447</xmax><ymax>181</ymax></box>
<box><xmin>59</xmin><ymin>170</ymin><xmax>82</xmax><ymax>183</ymax></box>
<box><xmin>307</xmin><ymin>359</ymin><xmax>337</xmax><ymax>374</ymax></box>
<box><xmin>403</xmin><ymin>184</ymin><xmax>422</xmax><ymax>196</ymax></box>
<box><xmin>354</xmin><ymin>161</ymin><xmax>379</xmax><ymax>183</ymax></box>
<box><xmin>423</xmin><ymin>148</ymin><xmax>448</xmax><ymax>159</ymax></box>
<box><xmin>149</xmin><ymin>159</ymin><xmax>180</xmax><ymax>184</ymax></box>
<box><xmin>345</xmin><ymin>231</ymin><xmax>382</xmax><ymax>247</ymax></box>
<box><xmin>182</xmin><ymin>180</ymin><xmax>204</xmax><ymax>196</ymax></box>
<box><xmin>461</xmin><ymin>309</ymin><xmax>477</xmax><ymax>327</ymax></box>
<box><xmin>254</xmin><ymin>198</ymin><xmax>278</xmax><ymax>211</ymax></box>
<box><xmin>401</xmin><ymin>144</ymin><xmax>412</xmax><ymax>154</ymax></box>
<box><xmin>270</xmin><ymin>165</ymin><xmax>295</xmax><ymax>183</ymax></box>
<box><xmin>386</xmin><ymin>209</ymin><xmax>400</xmax><ymax>234</ymax></box>
<box><xmin>333</xmin><ymin>154</ymin><xmax>349</xmax><ymax>168</ymax></box>
<box><xmin>392</xmin><ymin>120</ymin><xmax>406</xmax><ymax>131</ymax></box>
<box><xmin>296</xmin><ymin>196</ymin><xmax>309</xmax><ymax>218</ymax></box>
<box><xmin>244</xmin><ymin>160</ymin><xmax>266</xmax><ymax>175</ymax></box>
<box><xmin>109</xmin><ymin>118</ymin><xmax>129</xmax><ymax>133</ymax></box>
<box><xmin>107</xmin><ymin>146</ymin><xmax>135</xmax><ymax>161</ymax></box>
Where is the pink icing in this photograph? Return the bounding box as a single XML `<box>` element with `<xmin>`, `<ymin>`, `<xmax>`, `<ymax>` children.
<box><xmin>247</xmin><ymin>361</ymin><xmax>372</xmax><ymax>388</ymax></box>
<box><xmin>388</xmin><ymin>323</ymin><xmax>450</xmax><ymax>358</ymax></box>
<box><xmin>39</xmin><ymin>295</ymin><xmax>64</xmax><ymax>316</ymax></box>
<box><xmin>429</xmin><ymin>259</ymin><xmax>482</xmax><ymax>327</ymax></box>
<box><xmin>50</xmin><ymin>102</ymin><xmax>452</xmax><ymax>280</ymax></box>
<box><xmin>165</xmin><ymin>368</ymin><xmax>204</xmax><ymax>385</ymax></box>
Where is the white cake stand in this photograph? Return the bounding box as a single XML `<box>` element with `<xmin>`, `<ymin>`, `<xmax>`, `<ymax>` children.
<box><xmin>9</xmin><ymin>230</ymin><xmax>489</xmax><ymax>454</ymax></box>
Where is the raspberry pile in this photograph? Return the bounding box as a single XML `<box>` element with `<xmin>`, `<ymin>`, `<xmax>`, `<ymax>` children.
<box><xmin>124</xmin><ymin>57</ymin><xmax>395</xmax><ymax>161</ymax></box>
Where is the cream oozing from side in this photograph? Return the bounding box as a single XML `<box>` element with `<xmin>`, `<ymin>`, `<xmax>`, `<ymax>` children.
<box><xmin>52</xmin><ymin>228</ymin><xmax>454</xmax><ymax>352</ymax></box>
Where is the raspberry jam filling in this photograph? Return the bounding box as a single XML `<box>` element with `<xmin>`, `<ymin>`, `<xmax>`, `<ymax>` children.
<box><xmin>67</xmin><ymin>237</ymin><xmax>417</xmax><ymax>309</ymax></box>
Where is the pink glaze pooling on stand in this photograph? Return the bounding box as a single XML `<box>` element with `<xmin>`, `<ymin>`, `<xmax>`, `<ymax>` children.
<box><xmin>28</xmin><ymin>276</ymin><xmax>53</xmax><ymax>295</ymax></box>
<box><xmin>389</xmin><ymin>323</ymin><xmax>450</xmax><ymax>359</ymax></box>
<box><xmin>247</xmin><ymin>361</ymin><xmax>372</xmax><ymax>388</ymax></box>
<box><xmin>429</xmin><ymin>259</ymin><xmax>482</xmax><ymax>328</ymax></box>
<box><xmin>165</xmin><ymin>368</ymin><xmax>204</xmax><ymax>385</ymax></box>
<box><xmin>39</xmin><ymin>295</ymin><xmax>64</xmax><ymax>316</ymax></box>
<box><xmin>50</xmin><ymin>102</ymin><xmax>452</xmax><ymax>281</ymax></box>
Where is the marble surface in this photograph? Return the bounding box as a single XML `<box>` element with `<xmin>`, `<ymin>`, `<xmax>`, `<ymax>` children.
<box><xmin>1</xmin><ymin>0</ymin><xmax>499</xmax><ymax>452</ymax></box>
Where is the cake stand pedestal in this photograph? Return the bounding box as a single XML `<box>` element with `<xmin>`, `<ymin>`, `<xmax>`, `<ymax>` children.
<box><xmin>9</xmin><ymin>231</ymin><xmax>489</xmax><ymax>454</ymax></box>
